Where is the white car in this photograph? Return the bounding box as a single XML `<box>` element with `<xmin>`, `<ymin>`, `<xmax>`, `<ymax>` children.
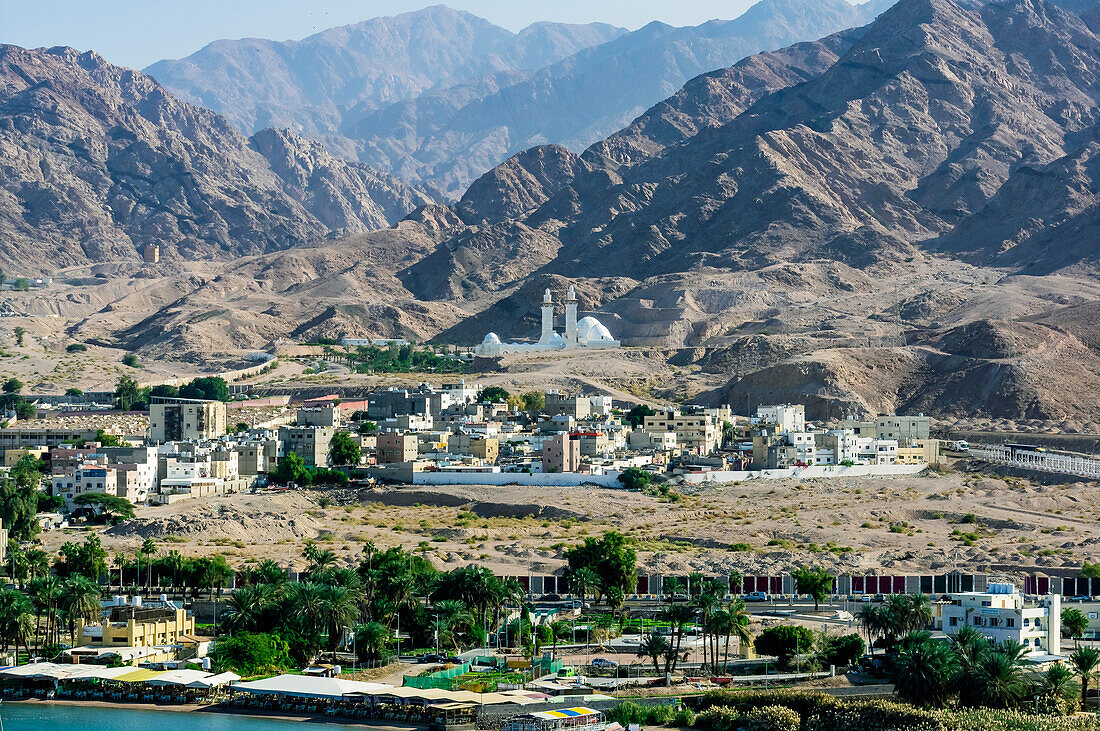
<box><xmin>591</xmin><ymin>658</ymin><xmax>618</xmax><ymax>669</ymax></box>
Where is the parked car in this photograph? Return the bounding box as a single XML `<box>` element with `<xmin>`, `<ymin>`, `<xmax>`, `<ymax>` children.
<box><xmin>591</xmin><ymin>658</ymin><xmax>618</xmax><ymax>669</ymax></box>
<box><xmin>873</xmin><ymin>594</ymin><xmax>886</xmax><ymax>602</ymax></box>
<box><xmin>860</xmin><ymin>595</ymin><xmax>873</xmax><ymax>603</ymax></box>
<box><xmin>418</xmin><ymin>654</ymin><xmax>444</xmax><ymax>664</ymax></box>
<box><xmin>444</xmin><ymin>656</ymin><xmax>463</xmax><ymax>664</ymax></box>
<box><xmin>540</xmin><ymin>594</ymin><xmax>562</xmax><ymax>602</ymax></box>
<box><xmin>1069</xmin><ymin>595</ymin><xmax>1091</xmax><ymax>603</ymax></box>
<box><xmin>743</xmin><ymin>592</ymin><xmax>771</xmax><ymax>602</ymax></box>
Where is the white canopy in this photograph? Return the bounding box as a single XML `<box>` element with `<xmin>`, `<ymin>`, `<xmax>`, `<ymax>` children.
<box><xmin>187</xmin><ymin>671</ymin><xmax>240</xmax><ymax>689</ymax></box>
<box><xmin>65</xmin><ymin>666</ymin><xmax>137</xmax><ymax>682</ymax></box>
<box><xmin>232</xmin><ymin>674</ymin><xmax>392</xmax><ymax>699</ymax></box>
<box><xmin>0</xmin><ymin>662</ymin><xmax>85</xmax><ymax>680</ymax></box>
<box><xmin>145</xmin><ymin>669</ymin><xmax>216</xmax><ymax>686</ymax></box>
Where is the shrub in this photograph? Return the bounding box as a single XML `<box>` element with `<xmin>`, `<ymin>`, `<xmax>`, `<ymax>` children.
<box><xmin>744</xmin><ymin>706</ymin><xmax>800</xmax><ymax>731</ymax></box>
<box><xmin>696</xmin><ymin>706</ymin><xmax>739</xmax><ymax>731</ymax></box>
<box><xmin>66</xmin><ymin>343</ymin><xmax>87</xmax><ymax>353</ymax></box>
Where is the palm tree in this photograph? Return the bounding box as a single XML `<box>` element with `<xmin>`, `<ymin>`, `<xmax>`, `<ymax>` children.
<box><xmin>140</xmin><ymin>538</ymin><xmax>157</xmax><ymax>588</ymax></box>
<box><xmin>974</xmin><ymin>641</ymin><xmax>1030</xmax><ymax>709</ymax></box>
<box><xmin>548</xmin><ymin>619</ymin><xmax>572</xmax><ymax>659</ymax></box>
<box><xmin>0</xmin><ymin>588</ymin><xmax>34</xmax><ymax>662</ymax></box>
<box><xmin>253</xmin><ymin>559</ymin><xmax>288</xmax><ymax>586</ymax></box>
<box><xmin>657</xmin><ymin>603</ymin><xmax>696</xmax><ymax>678</ymax></box>
<box><xmin>113</xmin><ymin>552</ymin><xmax>126</xmax><ymax>590</ymax></box>
<box><xmin>286</xmin><ymin>582</ymin><xmax>326</xmax><ymax>662</ymax></box>
<box><xmin>24</xmin><ymin>550</ymin><xmax>49</xmax><ymax>583</ymax></box>
<box><xmin>222</xmin><ymin>584</ymin><xmax>275</xmax><ymax>635</ymax></box>
<box><xmin>435</xmin><ymin>600</ymin><xmax>473</xmax><ymax>652</ymax></box>
<box><xmin>693</xmin><ymin>591</ymin><xmax>719</xmax><ymax>671</ymax></box>
<box><xmin>320</xmin><ymin>584</ymin><xmax>361</xmax><ymax>660</ymax></box>
<box><xmin>892</xmin><ymin>631</ymin><xmax>960</xmax><ymax>707</ymax></box>
<box><xmin>858</xmin><ymin>604</ymin><xmax>883</xmax><ymax>657</ymax></box>
<box><xmin>568</xmin><ymin>567</ymin><xmax>599</xmax><ymax>607</ymax></box>
<box><xmin>59</xmin><ymin>576</ymin><xmax>101</xmax><ymax>647</ymax></box>
<box><xmin>1037</xmin><ymin>663</ymin><xmax>1080</xmax><ymax>714</ymax></box>
<box><xmin>720</xmin><ymin>598</ymin><xmax>753</xmax><ymax>665</ymax></box>
<box><xmin>638</xmin><ymin>632</ymin><xmax>670</xmax><ymax>674</ymax></box>
<box><xmin>1062</xmin><ymin>608</ymin><xmax>1089</xmax><ymax>645</ymax></box>
<box><xmin>1070</xmin><ymin>645</ymin><xmax>1100</xmax><ymax>712</ymax></box>
<box><xmin>354</xmin><ymin>621</ymin><xmax>392</xmax><ymax>665</ymax></box>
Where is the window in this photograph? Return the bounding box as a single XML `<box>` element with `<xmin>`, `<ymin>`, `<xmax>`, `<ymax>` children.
<box><xmin>973</xmin><ymin>617</ymin><xmax>982</xmax><ymax>626</ymax></box>
<box><xmin>1006</xmin><ymin>618</ymin><xmax>1014</xmax><ymax>628</ymax></box>
<box><xmin>1023</xmin><ymin>618</ymin><xmax>1030</xmax><ymax>627</ymax></box>
<box><xmin>949</xmin><ymin>617</ymin><xmax>958</xmax><ymax>627</ymax></box>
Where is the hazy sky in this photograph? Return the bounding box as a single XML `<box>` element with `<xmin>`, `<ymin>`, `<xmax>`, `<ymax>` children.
<box><xmin>2</xmin><ymin>0</ymin><xmax>764</xmax><ymax>70</ymax></box>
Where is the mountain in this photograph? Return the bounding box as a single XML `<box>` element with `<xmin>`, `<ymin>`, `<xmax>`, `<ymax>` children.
<box><xmin>146</xmin><ymin>0</ymin><xmax>892</xmax><ymax>197</ymax></box>
<box><xmin>145</xmin><ymin>6</ymin><xmax>626</xmax><ymax>156</ymax></box>
<box><xmin>0</xmin><ymin>44</ymin><xmax>431</xmax><ymax>272</ymax></box>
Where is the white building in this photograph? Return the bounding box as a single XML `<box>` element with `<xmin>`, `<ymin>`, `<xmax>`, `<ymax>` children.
<box><xmin>755</xmin><ymin>404</ymin><xmax>806</xmax><ymax>434</ymax></box>
<box><xmin>941</xmin><ymin>583</ymin><xmax>1061</xmax><ymax>658</ymax></box>
<box><xmin>52</xmin><ymin>463</ymin><xmax>119</xmax><ymax>510</ymax></box>
<box><xmin>476</xmin><ymin>286</ymin><xmax>620</xmax><ymax>357</ymax></box>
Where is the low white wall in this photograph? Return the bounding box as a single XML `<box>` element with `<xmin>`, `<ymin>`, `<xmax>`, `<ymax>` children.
<box><xmin>681</xmin><ymin>463</ymin><xmax>927</xmax><ymax>484</ymax></box>
<box><xmin>411</xmin><ymin>471</ymin><xmax>624</xmax><ymax>487</ymax></box>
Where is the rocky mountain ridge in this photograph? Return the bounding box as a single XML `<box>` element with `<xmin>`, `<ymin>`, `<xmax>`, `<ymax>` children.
<box><xmin>147</xmin><ymin>0</ymin><xmax>894</xmax><ymax>197</ymax></box>
<box><xmin>0</xmin><ymin>44</ymin><xmax>431</xmax><ymax>272</ymax></box>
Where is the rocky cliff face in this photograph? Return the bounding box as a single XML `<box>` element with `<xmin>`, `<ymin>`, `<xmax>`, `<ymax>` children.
<box><xmin>0</xmin><ymin>45</ymin><xmax>431</xmax><ymax>272</ymax></box>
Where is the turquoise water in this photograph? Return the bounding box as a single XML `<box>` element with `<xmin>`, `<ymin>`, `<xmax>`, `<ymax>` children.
<box><xmin>0</xmin><ymin>703</ymin><xmax>358</xmax><ymax>730</ymax></box>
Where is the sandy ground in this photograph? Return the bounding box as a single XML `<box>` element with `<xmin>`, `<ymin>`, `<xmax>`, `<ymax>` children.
<box><xmin>34</xmin><ymin>468</ymin><xmax>1099</xmax><ymax>579</ymax></box>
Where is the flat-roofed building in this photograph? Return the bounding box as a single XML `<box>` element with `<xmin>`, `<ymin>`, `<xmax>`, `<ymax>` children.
<box><xmin>149</xmin><ymin>397</ymin><xmax>226</xmax><ymax>443</ymax></box>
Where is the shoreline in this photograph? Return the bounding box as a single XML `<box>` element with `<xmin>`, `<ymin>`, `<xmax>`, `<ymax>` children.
<box><xmin>10</xmin><ymin>697</ymin><xmax>423</xmax><ymax>729</ymax></box>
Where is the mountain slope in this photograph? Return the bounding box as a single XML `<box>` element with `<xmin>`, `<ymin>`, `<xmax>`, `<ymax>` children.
<box><xmin>145</xmin><ymin>6</ymin><xmax>625</xmax><ymax>146</ymax></box>
<box><xmin>342</xmin><ymin>0</ymin><xmax>895</xmax><ymax>196</ymax></box>
<box><xmin>0</xmin><ymin>44</ymin><xmax>430</xmax><ymax>272</ymax></box>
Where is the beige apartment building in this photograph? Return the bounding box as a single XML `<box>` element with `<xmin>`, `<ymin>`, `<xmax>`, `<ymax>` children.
<box><xmin>377</xmin><ymin>433</ymin><xmax>420</xmax><ymax>464</ymax></box>
<box><xmin>149</xmin><ymin>398</ymin><xmax>227</xmax><ymax>443</ymax></box>
<box><xmin>447</xmin><ymin>434</ymin><xmax>499</xmax><ymax>463</ymax></box>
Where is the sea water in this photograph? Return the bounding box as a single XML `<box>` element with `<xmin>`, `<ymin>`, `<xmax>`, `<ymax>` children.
<box><xmin>0</xmin><ymin>703</ymin><xmax>358</xmax><ymax>730</ymax></box>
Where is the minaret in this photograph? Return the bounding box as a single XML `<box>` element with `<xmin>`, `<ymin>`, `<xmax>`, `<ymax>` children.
<box><xmin>565</xmin><ymin>284</ymin><xmax>578</xmax><ymax>348</ymax></box>
<box><xmin>540</xmin><ymin>289</ymin><xmax>555</xmax><ymax>344</ymax></box>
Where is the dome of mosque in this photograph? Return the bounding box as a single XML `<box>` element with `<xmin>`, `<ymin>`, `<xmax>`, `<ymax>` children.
<box><xmin>576</xmin><ymin>316</ymin><xmax>601</xmax><ymax>342</ymax></box>
<box><xmin>482</xmin><ymin>332</ymin><xmax>501</xmax><ymax>345</ymax></box>
<box><xmin>548</xmin><ymin>332</ymin><xmax>566</xmax><ymax>347</ymax></box>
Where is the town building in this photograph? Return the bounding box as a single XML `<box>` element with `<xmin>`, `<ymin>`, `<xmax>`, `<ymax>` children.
<box><xmin>876</xmin><ymin>414</ymin><xmax>931</xmax><ymax>443</ymax></box>
<box><xmin>277</xmin><ymin>425</ymin><xmax>334</xmax><ymax>468</ymax></box>
<box><xmin>447</xmin><ymin>434</ymin><xmax>499</xmax><ymax>464</ymax></box>
<box><xmin>149</xmin><ymin>397</ymin><xmax>227</xmax><ymax>443</ymax></box>
<box><xmin>296</xmin><ymin>403</ymin><xmax>341</xmax><ymax>428</ymax></box>
<box><xmin>941</xmin><ymin>583</ymin><xmax>1061</xmax><ymax>658</ymax></box>
<box><xmin>0</xmin><ymin>428</ymin><xmax>98</xmax><ymax>450</ymax></box>
<box><xmin>542</xmin><ymin>433</ymin><xmax>581</xmax><ymax>473</ymax></box>
<box><xmin>52</xmin><ymin>463</ymin><xmax>118</xmax><ymax>510</ymax></box>
<box><xmin>377</xmin><ymin>433</ymin><xmax>420</xmax><ymax>464</ymax></box>
<box><xmin>75</xmin><ymin>596</ymin><xmax>196</xmax><ymax>658</ymax></box>
<box><xmin>643</xmin><ymin>409</ymin><xmax>726</xmax><ymax>455</ymax></box>
<box><xmin>755</xmin><ymin>404</ymin><xmax>807</xmax><ymax>434</ymax></box>
<box><xmin>476</xmin><ymin>286</ymin><xmax>621</xmax><ymax>357</ymax></box>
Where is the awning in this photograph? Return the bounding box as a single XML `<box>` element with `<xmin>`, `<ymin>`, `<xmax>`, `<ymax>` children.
<box><xmin>64</xmin><ymin>666</ymin><xmax>136</xmax><ymax>682</ymax></box>
<box><xmin>114</xmin><ymin>669</ymin><xmax>168</xmax><ymax>683</ymax></box>
<box><xmin>531</xmin><ymin>707</ymin><xmax>600</xmax><ymax>720</ymax></box>
<box><xmin>0</xmin><ymin>663</ymin><xmax>84</xmax><ymax>680</ymax></box>
<box><xmin>187</xmin><ymin>672</ymin><xmax>240</xmax><ymax>689</ymax></box>
<box><xmin>231</xmin><ymin>674</ymin><xmax>393</xmax><ymax>699</ymax></box>
<box><xmin>146</xmin><ymin>669</ymin><xmax>214</xmax><ymax>686</ymax></box>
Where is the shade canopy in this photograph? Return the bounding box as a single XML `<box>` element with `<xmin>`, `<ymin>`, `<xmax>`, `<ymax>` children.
<box><xmin>187</xmin><ymin>672</ymin><xmax>240</xmax><ymax>689</ymax></box>
<box><xmin>231</xmin><ymin>675</ymin><xmax>392</xmax><ymax>699</ymax></box>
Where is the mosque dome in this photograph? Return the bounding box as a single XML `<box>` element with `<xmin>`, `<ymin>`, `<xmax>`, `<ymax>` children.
<box><xmin>576</xmin><ymin>316</ymin><xmax>601</xmax><ymax>342</ymax></box>
<box><xmin>578</xmin><ymin>316</ymin><xmax>614</xmax><ymax>343</ymax></box>
<box><xmin>482</xmin><ymin>332</ymin><xmax>501</xmax><ymax>345</ymax></box>
<box><xmin>547</xmin><ymin>332</ymin><xmax>566</xmax><ymax>348</ymax></box>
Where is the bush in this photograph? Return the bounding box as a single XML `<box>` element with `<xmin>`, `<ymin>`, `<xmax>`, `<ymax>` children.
<box><xmin>744</xmin><ymin>706</ymin><xmax>800</xmax><ymax>731</ymax></box>
<box><xmin>818</xmin><ymin>633</ymin><xmax>865</xmax><ymax>669</ymax></box>
<box><xmin>607</xmin><ymin>701</ymin><xmax>678</xmax><ymax>727</ymax></box>
<box><xmin>696</xmin><ymin>706</ymin><xmax>739</xmax><ymax>731</ymax></box>
<box><xmin>754</xmin><ymin>625</ymin><xmax>814</xmax><ymax>665</ymax></box>
<box><xmin>65</xmin><ymin>343</ymin><xmax>87</xmax><ymax>353</ymax></box>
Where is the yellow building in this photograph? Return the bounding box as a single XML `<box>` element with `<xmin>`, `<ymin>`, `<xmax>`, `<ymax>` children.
<box><xmin>76</xmin><ymin>603</ymin><xmax>195</xmax><ymax>655</ymax></box>
<box><xmin>895</xmin><ymin>446</ymin><xmax>926</xmax><ymax>465</ymax></box>
<box><xmin>4</xmin><ymin>447</ymin><xmax>47</xmax><ymax>467</ymax></box>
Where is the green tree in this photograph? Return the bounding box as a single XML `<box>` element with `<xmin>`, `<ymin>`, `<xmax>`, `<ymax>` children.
<box><xmin>179</xmin><ymin>376</ymin><xmax>230</xmax><ymax>402</ymax></box>
<box><xmin>59</xmin><ymin>575</ymin><xmax>102</xmax><ymax>646</ymax></box>
<box><xmin>563</xmin><ymin>532</ymin><xmax>637</xmax><ymax>606</ymax></box>
<box><xmin>892</xmin><ymin>631</ymin><xmax>959</xmax><ymax>707</ymax></box>
<box><xmin>95</xmin><ymin>429</ymin><xmax>125</xmax><ymax>447</ymax></box>
<box><xmin>819</xmin><ymin>633</ymin><xmax>866</xmax><ymax>669</ymax></box>
<box><xmin>56</xmin><ymin>535</ymin><xmax>108</xmax><ymax>582</ymax></box>
<box><xmin>2</xmin><ymin>378</ymin><xmax>21</xmax><ymax>394</ymax></box>
<box><xmin>1070</xmin><ymin>645</ymin><xmax>1100</xmax><ymax>712</ymax></box>
<box><xmin>211</xmin><ymin>632</ymin><xmax>291</xmax><ymax>676</ymax></box>
<box><xmin>520</xmin><ymin>392</ymin><xmax>545</xmax><ymax>411</ymax></box>
<box><xmin>1036</xmin><ymin>663</ymin><xmax>1080</xmax><ymax>715</ymax></box>
<box><xmin>73</xmin><ymin>493</ymin><xmax>135</xmax><ymax>522</ymax></box>
<box><xmin>657</xmin><ymin>603</ymin><xmax>697</xmax><ymax>677</ymax></box>
<box><xmin>477</xmin><ymin>386</ymin><xmax>509</xmax><ymax>403</ymax></box>
<box><xmin>140</xmin><ymin>538</ymin><xmax>157</xmax><ymax>588</ymax></box>
<box><xmin>356</xmin><ymin>420</ymin><xmax>378</xmax><ymax>434</ymax></box>
<box><xmin>65</xmin><ymin>344</ymin><xmax>87</xmax><ymax>354</ymax></box>
<box><xmin>791</xmin><ymin>566</ymin><xmax>832</xmax><ymax>613</ymax></box>
<box><xmin>754</xmin><ymin>625</ymin><xmax>814</xmax><ymax>666</ymax></box>
<box><xmin>354</xmin><ymin>622</ymin><xmax>392</xmax><ymax>664</ymax></box>
<box><xmin>973</xmin><ymin>641</ymin><xmax>1030</xmax><ymax>709</ymax></box>
<box><xmin>1063</xmin><ymin>607</ymin><xmax>1089</xmax><ymax>643</ymax></box>
<box><xmin>625</xmin><ymin>404</ymin><xmax>655</xmax><ymax>428</ymax></box>
<box><xmin>329</xmin><ymin>431</ymin><xmax>362</xmax><ymax>467</ymax></box>
<box><xmin>121</xmin><ymin>353</ymin><xmax>141</xmax><ymax>368</ymax></box>
<box><xmin>1082</xmin><ymin>562</ymin><xmax>1100</xmax><ymax>579</ymax></box>
<box><xmin>0</xmin><ymin>456</ymin><xmax>45</xmax><ymax>541</ymax></box>
<box><xmin>617</xmin><ymin>466</ymin><xmax>652</xmax><ymax>491</ymax></box>
<box><xmin>272</xmin><ymin>452</ymin><xmax>307</xmax><ymax>485</ymax></box>
<box><xmin>13</xmin><ymin>278</ymin><xmax>29</xmax><ymax>292</ymax></box>
<box><xmin>12</xmin><ymin>328</ymin><xmax>24</xmax><ymax>347</ymax></box>
<box><xmin>0</xmin><ymin>587</ymin><xmax>35</xmax><ymax>658</ymax></box>
<box><xmin>64</xmin><ymin>387</ymin><xmax>84</xmax><ymax>396</ymax></box>
<box><xmin>114</xmin><ymin>375</ymin><xmax>146</xmax><ymax>411</ymax></box>
<box><xmin>150</xmin><ymin>384</ymin><xmax>179</xmax><ymax>398</ymax></box>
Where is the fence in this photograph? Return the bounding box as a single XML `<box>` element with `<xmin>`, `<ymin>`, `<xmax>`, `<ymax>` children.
<box><xmin>403</xmin><ymin>661</ymin><xmax>472</xmax><ymax>689</ymax></box>
<box><xmin>971</xmin><ymin>445</ymin><xmax>1100</xmax><ymax>480</ymax></box>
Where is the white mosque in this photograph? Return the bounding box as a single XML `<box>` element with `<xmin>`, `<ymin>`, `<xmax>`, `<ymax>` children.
<box><xmin>476</xmin><ymin>285</ymin><xmax>621</xmax><ymax>357</ymax></box>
